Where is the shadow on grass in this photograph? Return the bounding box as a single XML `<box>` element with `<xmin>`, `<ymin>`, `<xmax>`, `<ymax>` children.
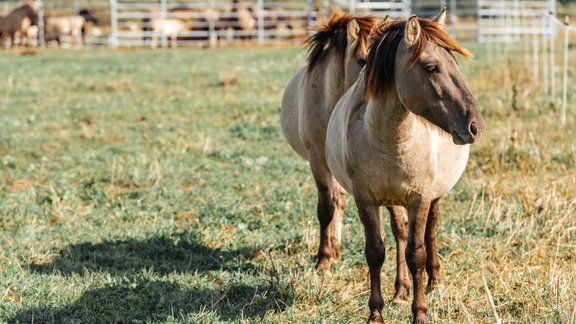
<box><xmin>13</xmin><ymin>233</ymin><xmax>295</xmax><ymax>322</ymax></box>
<box><xmin>30</xmin><ymin>232</ymin><xmax>260</xmax><ymax>275</ymax></box>
<box><xmin>8</xmin><ymin>278</ymin><xmax>293</xmax><ymax>323</ymax></box>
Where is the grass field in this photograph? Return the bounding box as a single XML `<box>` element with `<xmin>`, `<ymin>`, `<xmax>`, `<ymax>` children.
<box><xmin>0</xmin><ymin>44</ymin><xmax>575</xmax><ymax>323</ymax></box>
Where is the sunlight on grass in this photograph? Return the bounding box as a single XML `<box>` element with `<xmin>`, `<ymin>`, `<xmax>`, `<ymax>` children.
<box><xmin>0</xmin><ymin>45</ymin><xmax>575</xmax><ymax>323</ymax></box>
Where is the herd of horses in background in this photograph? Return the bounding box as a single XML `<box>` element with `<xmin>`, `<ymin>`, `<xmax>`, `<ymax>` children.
<box><xmin>137</xmin><ymin>0</ymin><xmax>323</xmax><ymax>47</ymax></box>
<box><xmin>0</xmin><ymin>1</ymin><xmax>100</xmax><ymax>48</ymax></box>
<box><xmin>0</xmin><ymin>0</ymin><xmax>325</xmax><ymax>48</ymax></box>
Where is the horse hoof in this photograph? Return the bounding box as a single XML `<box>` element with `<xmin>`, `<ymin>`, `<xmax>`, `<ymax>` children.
<box><xmin>426</xmin><ymin>283</ymin><xmax>446</xmax><ymax>295</ymax></box>
<box><xmin>390</xmin><ymin>296</ymin><xmax>409</xmax><ymax>307</ymax></box>
<box><xmin>315</xmin><ymin>259</ymin><xmax>332</xmax><ymax>275</ymax></box>
<box><xmin>413</xmin><ymin>313</ymin><xmax>427</xmax><ymax>324</ymax></box>
<box><xmin>366</xmin><ymin>313</ymin><xmax>385</xmax><ymax>324</ymax></box>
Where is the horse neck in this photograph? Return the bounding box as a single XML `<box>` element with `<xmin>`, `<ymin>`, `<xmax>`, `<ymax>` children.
<box><xmin>317</xmin><ymin>51</ymin><xmax>347</xmax><ymax>108</ymax></box>
<box><xmin>365</xmin><ymin>90</ymin><xmax>418</xmax><ymax>147</ymax></box>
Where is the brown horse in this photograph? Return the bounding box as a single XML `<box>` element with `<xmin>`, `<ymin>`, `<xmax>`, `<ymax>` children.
<box><xmin>325</xmin><ymin>14</ymin><xmax>485</xmax><ymax>324</ymax></box>
<box><xmin>0</xmin><ymin>2</ymin><xmax>38</xmax><ymax>48</ymax></box>
<box><xmin>281</xmin><ymin>12</ymin><xmax>397</xmax><ymax>285</ymax></box>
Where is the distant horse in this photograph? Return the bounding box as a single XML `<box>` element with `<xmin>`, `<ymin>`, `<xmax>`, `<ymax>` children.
<box><xmin>44</xmin><ymin>16</ymin><xmax>86</xmax><ymax>47</ymax></box>
<box><xmin>0</xmin><ymin>2</ymin><xmax>38</xmax><ymax>48</ymax></box>
<box><xmin>149</xmin><ymin>17</ymin><xmax>188</xmax><ymax>48</ymax></box>
<box><xmin>229</xmin><ymin>0</ymin><xmax>255</xmax><ymax>39</ymax></box>
<box><xmin>325</xmin><ymin>14</ymin><xmax>484</xmax><ymax>324</ymax></box>
<box><xmin>281</xmin><ymin>13</ymin><xmax>397</xmax><ymax>281</ymax></box>
<box><xmin>169</xmin><ymin>6</ymin><xmax>219</xmax><ymax>44</ymax></box>
<box><xmin>78</xmin><ymin>7</ymin><xmax>99</xmax><ymax>26</ymax></box>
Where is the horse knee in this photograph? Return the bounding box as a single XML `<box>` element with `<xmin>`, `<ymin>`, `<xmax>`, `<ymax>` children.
<box><xmin>365</xmin><ymin>239</ymin><xmax>385</xmax><ymax>267</ymax></box>
<box><xmin>406</xmin><ymin>243</ymin><xmax>426</xmax><ymax>272</ymax></box>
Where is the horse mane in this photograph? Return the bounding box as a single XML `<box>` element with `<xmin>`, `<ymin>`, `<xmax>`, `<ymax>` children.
<box><xmin>305</xmin><ymin>14</ymin><xmax>377</xmax><ymax>72</ymax></box>
<box><xmin>364</xmin><ymin>18</ymin><xmax>471</xmax><ymax>99</ymax></box>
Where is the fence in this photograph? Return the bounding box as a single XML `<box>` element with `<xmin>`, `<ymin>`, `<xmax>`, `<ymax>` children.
<box><xmin>109</xmin><ymin>0</ymin><xmax>319</xmax><ymax>47</ymax></box>
<box><xmin>477</xmin><ymin>0</ymin><xmax>556</xmax><ymax>42</ymax></box>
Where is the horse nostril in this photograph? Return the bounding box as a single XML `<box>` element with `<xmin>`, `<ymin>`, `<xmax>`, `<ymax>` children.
<box><xmin>469</xmin><ymin>122</ymin><xmax>478</xmax><ymax>137</ymax></box>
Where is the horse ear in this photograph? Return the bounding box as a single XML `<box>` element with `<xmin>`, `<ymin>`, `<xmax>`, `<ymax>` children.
<box><xmin>377</xmin><ymin>15</ymin><xmax>391</xmax><ymax>26</ymax></box>
<box><xmin>404</xmin><ymin>15</ymin><xmax>421</xmax><ymax>47</ymax></box>
<box><xmin>432</xmin><ymin>7</ymin><xmax>447</xmax><ymax>26</ymax></box>
<box><xmin>347</xmin><ymin>18</ymin><xmax>360</xmax><ymax>43</ymax></box>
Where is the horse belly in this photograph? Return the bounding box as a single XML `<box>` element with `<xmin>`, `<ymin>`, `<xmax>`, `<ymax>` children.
<box><xmin>280</xmin><ymin>68</ymin><xmax>308</xmax><ymax>160</ymax></box>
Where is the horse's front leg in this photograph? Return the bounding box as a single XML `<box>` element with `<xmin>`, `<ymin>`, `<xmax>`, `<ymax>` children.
<box><xmin>309</xmin><ymin>152</ymin><xmax>346</xmax><ymax>273</ymax></box>
<box><xmin>406</xmin><ymin>195</ymin><xmax>431</xmax><ymax>324</ymax></box>
<box><xmin>425</xmin><ymin>198</ymin><xmax>444</xmax><ymax>293</ymax></box>
<box><xmin>356</xmin><ymin>197</ymin><xmax>385</xmax><ymax>323</ymax></box>
<box><xmin>388</xmin><ymin>206</ymin><xmax>411</xmax><ymax>305</ymax></box>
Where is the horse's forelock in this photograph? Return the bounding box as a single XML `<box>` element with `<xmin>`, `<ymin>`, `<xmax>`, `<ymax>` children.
<box><xmin>364</xmin><ymin>18</ymin><xmax>471</xmax><ymax>99</ymax></box>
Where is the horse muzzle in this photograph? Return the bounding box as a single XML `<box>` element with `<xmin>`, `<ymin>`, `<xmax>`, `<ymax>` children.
<box><xmin>451</xmin><ymin>118</ymin><xmax>484</xmax><ymax>145</ymax></box>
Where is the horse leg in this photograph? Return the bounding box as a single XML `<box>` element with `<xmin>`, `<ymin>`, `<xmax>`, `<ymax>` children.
<box><xmin>425</xmin><ymin>198</ymin><xmax>444</xmax><ymax>294</ymax></box>
<box><xmin>309</xmin><ymin>152</ymin><xmax>346</xmax><ymax>273</ymax></box>
<box><xmin>170</xmin><ymin>33</ymin><xmax>177</xmax><ymax>48</ymax></box>
<box><xmin>406</xmin><ymin>195</ymin><xmax>431</xmax><ymax>324</ymax></box>
<box><xmin>151</xmin><ymin>32</ymin><xmax>158</xmax><ymax>48</ymax></box>
<box><xmin>356</xmin><ymin>198</ymin><xmax>385</xmax><ymax>323</ymax></box>
<box><xmin>388</xmin><ymin>206</ymin><xmax>411</xmax><ymax>305</ymax></box>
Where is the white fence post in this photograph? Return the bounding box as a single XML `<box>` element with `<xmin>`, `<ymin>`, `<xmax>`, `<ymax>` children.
<box><xmin>36</xmin><ymin>0</ymin><xmax>45</xmax><ymax>47</ymax></box>
<box><xmin>550</xmin><ymin>13</ymin><xmax>556</xmax><ymax>98</ymax></box>
<box><xmin>209</xmin><ymin>0</ymin><xmax>217</xmax><ymax>48</ymax></box>
<box><xmin>257</xmin><ymin>0</ymin><xmax>264</xmax><ymax>43</ymax></box>
<box><xmin>73</xmin><ymin>0</ymin><xmax>80</xmax><ymax>14</ymax></box>
<box><xmin>543</xmin><ymin>14</ymin><xmax>549</xmax><ymax>95</ymax></box>
<box><xmin>561</xmin><ymin>16</ymin><xmax>569</xmax><ymax>128</ymax></box>
<box><xmin>109</xmin><ymin>0</ymin><xmax>118</xmax><ymax>48</ymax></box>
<box><xmin>160</xmin><ymin>0</ymin><xmax>168</xmax><ymax>47</ymax></box>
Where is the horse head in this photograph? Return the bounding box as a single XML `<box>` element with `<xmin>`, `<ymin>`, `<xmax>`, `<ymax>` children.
<box><xmin>365</xmin><ymin>14</ymin><xmax>485</xmax><ymax>144</ymax></box>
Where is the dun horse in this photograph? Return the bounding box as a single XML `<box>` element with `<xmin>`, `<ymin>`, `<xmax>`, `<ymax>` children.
<box><xmin>325</xmin><ymin>14</ymin><xmax>484</xmax><ymax>323</ymax></box>
<box><xmin>44</xmin><ymin>16</ymin><xmax>86</xmax><ymax>47</ymax></box>
<box><xmin>0</xmin><ymin>2</ymin><xmax>38</xmax><ymax>48</ymax></box>
<box><xmin>280</xmin><ymin>13</ymin><xmax>378</xmax><ymax>275</ymax></box>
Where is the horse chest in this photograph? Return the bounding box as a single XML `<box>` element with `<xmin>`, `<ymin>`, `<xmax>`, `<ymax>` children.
<box><xmin>353</xmin><ymin>133</ymin><xmax>469</xmax><ymax>204</ymax></box>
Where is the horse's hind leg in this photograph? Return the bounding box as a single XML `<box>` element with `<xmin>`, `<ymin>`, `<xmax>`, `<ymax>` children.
<box><xmin>388</xmin><ymin>206</ymin><xmax>411</xmax><ymax>305</ymax></box>
<box><xmin>309</xmin><ymin>152</ymin><xmax>346</xmax><ymax>273</ymax></box>
<box><xmin>425</xmin><ymin>198</ymin><xmax>444</xmax><ymax>294</ymax></box>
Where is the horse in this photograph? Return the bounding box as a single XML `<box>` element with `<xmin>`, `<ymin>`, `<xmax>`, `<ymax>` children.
<box><xmin>78</xmin><ymin>7</ymin><xmax>99</xmax><ymax>26</ymax></box>
<box><xmin>325</xmin><ymin>13</ymin><xmax>485</xmax><ymax>324</ymax></box>
<box><xmin>44</xmin><ymin>16</ymin><xmax>86</xmax><ymax>48</ymax></box>
<box><xmin>228</xmin><ymin>0</ymin><xmax>255</xmax><ymax>40</ymax></box>
<box><xmin>168</xmin><ymin>6</ymin><xmax>219</xmax><ymax>44</ymax></box>
<box><xmin>0</xmin><ymin>2</ymin><xmax>38</xmax><ymax>48</ymax></box>
<box><xmin>280</xmin><ymin>12</ymin><xmax>407</xmax><ymax>292</ymax></box>
<box><xmin>148</xmin><ymin>17</ymin><xmax>188</xmax><ymax>48</ymax></box>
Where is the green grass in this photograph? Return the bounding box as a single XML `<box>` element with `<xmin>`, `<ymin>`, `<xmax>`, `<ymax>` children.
<box><xmin>0</xmin><ymin>44</ymin><xmax>575</xmax><ymax>323</ymax></box>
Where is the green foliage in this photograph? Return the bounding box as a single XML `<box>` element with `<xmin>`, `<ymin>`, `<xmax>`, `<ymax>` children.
<box><xmin>0</xmin><ymin>44</ymin><xmax>575</xmax><ymax>323</ymax></box>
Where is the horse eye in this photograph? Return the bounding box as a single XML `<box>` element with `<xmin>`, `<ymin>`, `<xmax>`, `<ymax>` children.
<box><xmin>426</xmin><ymin>65</ymin><xmax>440</xmax><ymax>73</ymax></box>
<box><xmin>357</xmin><ymin>59</ymin><xmax>367</xmax><ymax>67</ymax></box>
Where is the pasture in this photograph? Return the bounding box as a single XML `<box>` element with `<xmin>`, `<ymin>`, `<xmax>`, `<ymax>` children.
<box><xmin>0</xmin><ymin>45</ymin><xmax>575</xmax><ymax>323</ymax></box>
